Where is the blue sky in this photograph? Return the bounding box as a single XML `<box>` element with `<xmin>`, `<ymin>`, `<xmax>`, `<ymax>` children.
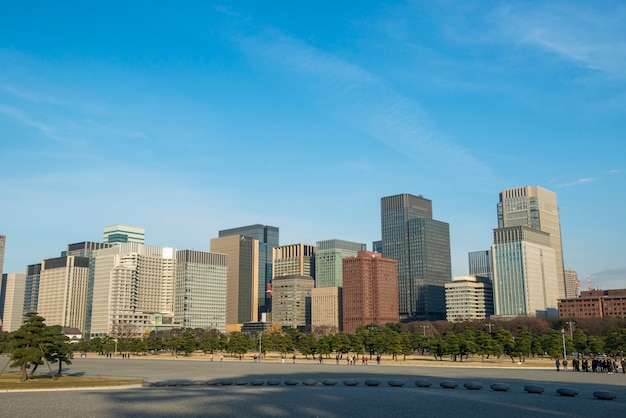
<box><xmin>1</xmin><ymin>1</ymin><xmax>625</xmax><ymax>289</ymax></box>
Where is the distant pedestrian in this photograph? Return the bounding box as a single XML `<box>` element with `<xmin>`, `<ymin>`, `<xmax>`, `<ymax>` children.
<box><xmin>562</xmin><ymin>360</ymin><xmax>568</xmax><ymax>371</ymax></box>
<box><xmin>376</xmin><ymin>355</ymin><xmax>381</xmax><ymax>366</ymax></box>
<box><xmin>220</xmin><ymin>355</ymin><xmax>224</xmax><ymax>362</ymax></box>
<box><xmin>292</xmin><ymin>354</ymin><xmax>296</xmax><ymax>364</ymax></box>
<box><xmin>555</xmin><ymin>359</ymin><xmax>560</xmax><ymax>371</ymax></box>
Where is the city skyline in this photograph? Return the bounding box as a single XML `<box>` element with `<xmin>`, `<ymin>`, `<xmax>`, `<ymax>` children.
<box><xmin>1</xmin><ymin>2</ymin><xmax>625</xmax><ymax>289</ymax></box>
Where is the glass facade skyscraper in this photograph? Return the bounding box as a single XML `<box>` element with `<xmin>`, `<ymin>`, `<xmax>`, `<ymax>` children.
<box><xmin>315</xmin><ymin>239</ymin><xmax>366</xmax><ymax>288</ymax></box>
<box><xmin>381</xmin><ymin>194</ymin><xmax>452</xmax><ymax>320</ymax></box>
<box><xmin>491</xmin><ymin>226</ymin><xmax>559</xmax><ymax>317</ymax></box>
<box><xmin>219</xmin><ymin>224</ymin><xmax>278</xmax><ymax>319</ymax></box>
<box><xmin>497</xmin><ymin>186</ymin><xmax>565</xmax><ymax>298</ymax></box>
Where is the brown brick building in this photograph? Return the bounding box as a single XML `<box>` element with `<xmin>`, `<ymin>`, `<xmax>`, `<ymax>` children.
<box><xmin>342</xmin><ymin>251</ymin><xmax>399</xmax><ymax>333</ymax></box>
<box><xmin>558</xmin><ymin>289</ymin><xmax>626</xmax><ymax>318</ymax></box>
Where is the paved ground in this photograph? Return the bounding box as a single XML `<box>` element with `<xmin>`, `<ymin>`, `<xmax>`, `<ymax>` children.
<box><xmin>1</xmin><ymin>357</ymin><xmax>625</xmax><ymax>417</ymax></box>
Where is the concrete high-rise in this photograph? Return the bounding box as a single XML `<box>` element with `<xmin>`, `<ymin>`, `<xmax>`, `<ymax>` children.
<box><xmin>445</xmin><ymin>275</ymin><xmax>494</xmax><ymax>322</ymax></box>
<box><xmin>342</xmin><ymin>251</ymin><xmax>399</xmax><ymax>333</ymax></box>
<box><xmin>37</xmin><ymin>256</ymin><xmax>90</xmax><ymax>331</ymax></box>
<box><xmin>210</xmin><ymin>235</ymin><xmax>259</xmax><ymax>328</ymax></box>
<box><xmin>381</xmin><ymin>193</ymin><xmax>451</xmax><ymax>320</ymax></box>
<box><xmin>219</xmin><ymin>224</ymin><xmax>278</xmax><ymax>320</ymax></box>
<box><xmin>311</xmin><ymin>287</ymin><xmax>342</xmax><ymax>333</ymax></box>
<box><xmin>272</xmin><ymin>244</ymin><xmax>315</xmax><ymax>279</ymax></box>
<box><xmin>315</xmin><ymin>239</ymin><xmax>366</xmax><ymax>288</ymax></box>
<box><xmin>88</xmin><ymin>243</ymin><xmax>176</xmax><ymax>338</ymax></box>
<box><xmin>564</xmin><ymin>269</ymin><xmax>579</xmax><ymax>299</ymax></box>
<box><xmin>497</xmin><ymin>186</ymin><xmax>565</xmax><ymax>298</ymax></box>
<box><xmin>0</xmin><ymin>235</ymin><xmax>5</xmax><ymax>276</ymax></box>
<box><xmin>103</xmin><ymin>224</ymin><xmax>145</xmax><ymax>245</ymax></box>
<box><xmin>0</xmin><ymin>273</ymin><xmax>26</xmax><ymax>331</ymax></box>
<box><xmin>468</xmin><ymin>250</ymin><xmax>492</xmax><ymax>280</ymax></box>
<box><xmin>175</xmin><ymin>250</ymin><xmax>227</xmax><ymax>332</ymax></box>
<box><xmin>23</xmin><ymin>263</ymin><xmax>41</xmax><ymax>314</ymax></box>
<box><xmin>272</xmin><ymin>275</ymin><xmax>314</xmax><ymax>329</ymax></box>
<box><xmin>491</xmin><ymin>226</ymin><xmax>559</xmax><ymax>317</ymax></box>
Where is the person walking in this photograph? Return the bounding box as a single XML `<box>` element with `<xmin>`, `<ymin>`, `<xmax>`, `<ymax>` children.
<box><xmin>555</xmin><ymin>359</ymin><xmax>560</xmax><ymax>371</ymax></box>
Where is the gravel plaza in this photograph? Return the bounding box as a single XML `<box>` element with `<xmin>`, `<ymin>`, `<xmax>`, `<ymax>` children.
<box><xmin>1</xmin><ymin>357</ymin><xmax>625</xmax><ymax>417</ymax></box>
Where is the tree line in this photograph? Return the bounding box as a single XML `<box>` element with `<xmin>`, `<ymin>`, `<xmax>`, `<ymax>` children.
<box><xmin>2</xmin><ymin>314</ymin><xmax>625</xmax><ymax>375</ymax></box>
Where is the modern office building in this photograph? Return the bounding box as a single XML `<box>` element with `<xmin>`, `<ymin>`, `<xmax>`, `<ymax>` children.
<box><xmin>315</xmin><ymin>239</ymin><xmax>366</xmax><ymax>288</ymax></box>
<box><xmin>37</xmin><ymin>256</ymin><xmax>90</xmax><ymax>331</ymax></box>
<box><xmin>174</xmin><ymin>249</ymin><xmax>228</xmax><ymax>332</ymax></box>
<box><xmin>271</xmin><ymin>275</ymin><xmax>314</xmax><ymax>329</ymax></box>
<box><xmin>380</xmin><ymin>193</ymin><xmax>451</xmax><ymax>320</ymax></box>
<box><xmin>103</xmin><ymin>224</ymin><xmax>145</xmax><ymax>245</ymax></box>
<box><xmin>558</xmin><ymin>289</ymin><xmax>626</xmax><ymax>318</ymax></box>
<box><xmin>210</xmin><ymin>235</ymin><xmax>259</xmax><ymax>328</ymax></box>
<box><xmin>272</xmin><ymin>244</ymin><xmax>315</xmax><ymax>279</ymax></box>
<box><xmin>468</xmin><ymin>250</ymin><xmax>492</xmax><ymax>280</ymax></box>
<box><xmin>65</xmin><ymin>241</ymin><xmax>111</xmax><ymax>257</ymax></box>
<box><xmin>311</xmin><ymin>286</ymin><xmax>342</xmax><ymax>333</ymax></box>
<box><xmin>0</xmin><ymin>273</ymin><xmax>26</xmax><ymax>331</ymax></box>
<box><xmin>497</xmin><ymin>186</ymin><xmax>565</xmax><ymax>298</ymax></box>
<box><xmin>0</xmin><ymin>235</ymin><xmax>5</xmax><ymax>275</ymax></box>
<box><xmin>342</xmin><ymin>251</ymin><xmax>399</xmax><ymax>333</ymax></box>
<box><xmin>491</xmin><ymin>226</ymin><xmax>559</xmax><ymax>317</ymax></box>
<box><xmin>88</xmin><ymin>243</ymin><xmax>177</xmax><ymax>338</ymax></box>
<box><xmin>564</xmin><ymin>269</ymin><xmax>579</xmax><ymax>299</ymax></box>
<box><xmin>372</xmin><ymin>240</ymin><xmax>382</xmax><ymax>254</ymax></box>
<box><xmin>219</xmin><ymin>224</ymin><xmax>279</xmax><ymax>320</ymax></box>
<box><xmin>23</xmin><ymin>263</ymin><xmax>41</xmax><ymax>314</ymax></box>
<box><xmin>445</xmin><ymin>275</ymin><xmax>494</xmax><ymax>322</ymax></box>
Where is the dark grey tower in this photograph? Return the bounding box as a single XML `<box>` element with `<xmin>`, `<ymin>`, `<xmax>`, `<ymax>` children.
<box><xmin>219</xmin><ymin>224</ymin><xmax>279</xmax><ymax>320</ymax></box>
<box><xmin>381</xmin><ymin>194</ymin><xmax>451</xmax><ymax>320</ymax></box>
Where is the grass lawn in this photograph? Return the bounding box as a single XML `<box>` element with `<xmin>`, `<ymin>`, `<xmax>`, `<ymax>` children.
<box><xmin>0</xmin><ymin>373</ymin><xmax>143</xmax><ymax>390</ymax></box>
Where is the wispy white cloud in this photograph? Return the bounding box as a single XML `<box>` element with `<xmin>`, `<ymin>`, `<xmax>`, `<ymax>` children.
<box><xmin>491</xmin><ymin>2</ymin><xmax>626</xmax><ymax>78</ymax></box>
<box><xmin>232</xmin><ymin>21</ymin><xmax>496</xmax><ymax>183</ymax></box>
<box><xmin>0</xmin><ymin>104</ymin><xmax>56</xmax><ymax>136</ymax></box>
<box><xmin>557</xmin><ymin>177</ymin><xmax>596</xmax><ymax>187</ymax></box>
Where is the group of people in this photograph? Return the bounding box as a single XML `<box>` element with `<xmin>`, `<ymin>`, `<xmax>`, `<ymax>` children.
<box><xmin>556</xmin><ymin>357</ymin><xmax>626</xmax><ymax>374</ymax></box>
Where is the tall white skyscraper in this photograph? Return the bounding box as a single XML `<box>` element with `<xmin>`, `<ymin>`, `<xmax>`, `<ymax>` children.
<box><xmin>88</xmin><ymin>243</ymin><xmax>176</xmax><ymax>338</ymax></box>
<box><xmin>37</xmin><ymin>256</ymin><xmax>90</xmax><ymax>331</ymax></box>
<box><xmin>0</xmin><ymin>272</ymin><xmax>26</xmax><ymax>331</ymax></box>
<box><xmin>0</xmin><ymin>235</ymin><xmax>6</xmax><ymax>276</ymax></box>
<box><xmin>497</xmin><ymin>186</ymin><xmax>566</xmax><ymax>298</ymax></box>
<box><xmin>491</xmin><ymin>226</ymin><xmax>559</xmax><ymax>317</ymax></box>
<box><xmin>175</xmin><ymin>250</ymin><xmax>227</xmax><ymax>332</ymax></box>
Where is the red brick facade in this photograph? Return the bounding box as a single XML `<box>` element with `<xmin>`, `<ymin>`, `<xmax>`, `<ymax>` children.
<box><xmin>558</xmin><ymin>289</ymin><xmax>626</xmax><ymax>318</ymax></box>
<box><xmin>342</xmin><ymin>251</ymin><xmax>399</xmax><ymax>333</ymax></box>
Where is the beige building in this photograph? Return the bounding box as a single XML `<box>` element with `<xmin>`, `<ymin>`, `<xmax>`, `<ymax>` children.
<box><xmin>564</xmin><ymin>269</ymin><xmax>579</xmax><ymax>298</ymax></box>
<box><xmin>1</xmin><ymin>272</ymin><xmax>26</xmax><ymax>331</ymax></box>
<box><xmin>445</xmin><ymin>275</ymin><xmax>494</xmax><ymax>322</ymax></box>
<box><xmin>37</xmin><ymin>256</ymin><xmax>90</xmax><ymax>331</ymax></box>
<box><xmin>0</xmin><ymin>235</ymin><xmax>5</xmax><ymax>276</ymax></box>
<box><xmin>273</xmin><ymin>243</ymin><xmax>315</xmax><ymax>278</ymax></box>
<box><xmin>311</xmin><ymin>286</ymin><xmax>342</xmax><ymax>333</ymax></box>
<box><xmin>210</xmin><ymin>235</ymin><xmax>259</xmax><ymax>326</ymax></box>
<box><xmin>492</xmin><ymin>226</ymin><xmax>559</xmax><ymax>317</ymax></box>
<box><xmin>497</xmin><ymin>186</ymin><xmax>566</xmax><ymax>298</ymax></box>
<box><xmin>88</xmin><ymin>243</ymin><xmax>177</xmax><ymax>338</ymax></box>
<box><xmin>272</xmin><ymin>275</ymin><xmax>314</xmax><ymax>329</ymax></box>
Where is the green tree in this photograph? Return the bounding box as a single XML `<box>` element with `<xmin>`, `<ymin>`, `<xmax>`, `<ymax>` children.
<box><xmin>297</xmin><ymin>333</ymin><xmax>317</xmax><ymax>358</ymax></box>
<box><xmin>493</xmin><ymin>327</ymin><xmax>516</xmax><ymax>362</ymax></box>
<box><xmin>513</xmin><ymin>326</ymin><xmax>533</xmax><ymax>362</ymax></box>
<box><xmin>572</xmin><ymin>329</ymin><xmax>589</xmax><ymax>357</ymax></box>
<box><xmin>604</xmin><ymin>328</ymin><xmax>626</xmax><ymax>355</ymax></box>
<box><xmin>7</xmin><ymin>313</ymin><xmax>51</xmax><ymax>381</ymax></box>
<box><xmin>43</xmin><ymin>325</ymin><xmax>73</xmax><ymax>376</ymax></box>
<box><xmin>227</xmin><ymin>332</ymin><xmax>252</xmax><ymax>355</ymax></box>
<box><xmin>540</xmin><ymin>329</ymin><xmax>564</xmax><ymax>359</ymax></box>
